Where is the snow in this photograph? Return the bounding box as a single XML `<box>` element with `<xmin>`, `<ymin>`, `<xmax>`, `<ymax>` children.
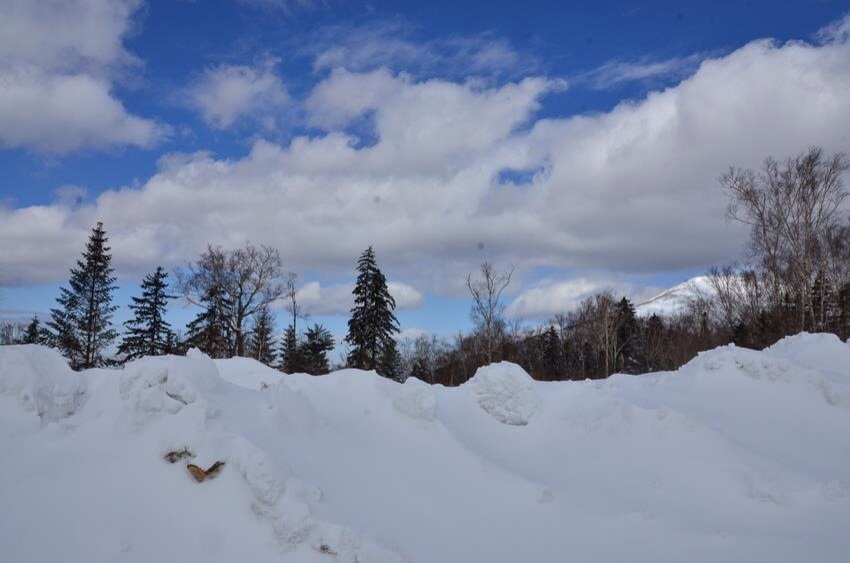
<box><xmin>2</xmin><ymin>334</ymin><xmax>850</xmax><ymax>563</ymax></box>
<box><xmin>462</xmin><ymin>361</ymin><xmax>539</xmax><ymax>425</ymax></box>
<box><xmin>636</xmin><ymin>274</ymin><xmax>716</xmax><ymax>317</ymax></box>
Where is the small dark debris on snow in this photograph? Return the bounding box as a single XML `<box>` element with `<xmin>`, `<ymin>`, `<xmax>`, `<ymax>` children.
<box><xmin>163</xmin><ymin>447</ymin><xmax>194</xmax><ymax>463</ymax></box>
<box><xmin>317</xmin><ymin>544</ymin><xmax>337</xmax><ymax>556</ymax></box>
<box><xmin>187</xmin><ymin>461</ymin><xmax>225</xmax><ymax>482</ymax></box>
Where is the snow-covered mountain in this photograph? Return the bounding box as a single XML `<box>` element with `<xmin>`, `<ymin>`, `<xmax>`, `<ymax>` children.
<box><xmin>636</xmin><ymin>275</ymin><xmax>716</xmax><ymax>317</ymax></box>
<box><xmin>2</xmin><ymin>335</ymin><xmax>850</xmax><ymax>563</ymax></box>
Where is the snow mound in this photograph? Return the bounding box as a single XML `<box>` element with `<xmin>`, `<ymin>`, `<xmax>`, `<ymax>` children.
<box><xmin>0</xmin><ymin>344</ymin><xmax>85</xmax><ymax>422</ymax></box>
<box><xmin>265</xmin><ymin>382</ymin><xmax>322</xmax><ymax>432</ymax></box>
<box><xmin>463</xmin><ymin>361</ymin><xmax>538</xmax><ymax>425</ymax></box>
<box><xmin>2</xmin><ymin>336</ymin><xmax>850</xmax><ymax>563</ymax></box>
<box><xmin>214</xmin><ymin>355</ymin><xmax>282</xmax><ymax>390</ymax></box>
<box><xmin>385</xmin><ymin>376</ymin><xmax>436</xmax><ymax>422</ymax></box>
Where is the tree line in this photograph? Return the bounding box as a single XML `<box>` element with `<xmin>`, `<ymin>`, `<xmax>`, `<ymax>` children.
<box><xmin>5</xmin><ymin>227</ymin><xmax>400</xmax><ymax>376</ymax></box>
<box><xmin>394</xmin><ymin>146</ymin><xmax>850</xmax><ymax>385</ymax></box>
<box><xmin>2</xmin><ymin>146</ymin><xmax>848</xmax><ymax>385</ymax></box>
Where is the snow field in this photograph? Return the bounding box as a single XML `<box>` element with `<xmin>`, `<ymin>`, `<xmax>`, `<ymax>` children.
<box><xmin>2</xmin><ymin>333</ymin><xmax>850</xmax><ymax>563</ymax></box>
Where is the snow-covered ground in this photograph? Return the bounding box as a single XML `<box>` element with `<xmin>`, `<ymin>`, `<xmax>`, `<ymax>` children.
<box><xmin>636</xmin><ymin>275</ymin><xmax>716</xmax><ymax>317</ymax></box>
<box><xmin>2</xmin><ymin>334</ymin><xmax>850</xmax><ymax>563</ymax></box>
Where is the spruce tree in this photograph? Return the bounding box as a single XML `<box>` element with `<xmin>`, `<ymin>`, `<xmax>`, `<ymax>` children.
<box><xmin>279</xmin><ymin>324</ymin><xmax>303</xmax><ymax>373</ymax></box>
<box><xmin>301</xmin><ymin>323</ymin><xmax>334</xmax><ymax>375</ymax></box>
<box><xmin>345</xmin><ymin>247</ymin><xmax>399</xmax><ymax>376</ymax></box>
<box><xmin>185</xmin><ymin>283</ymin><xmax>233</xmax><ymax>358</ymax></box>
<box><xmin>615</xmin><ymin>297</ymin><xmax>640</xmax><ymax>374</ymax></box>
<box><xmin>21</xmin><ymin>316</ymin><xmax>47</xmax><ymax>345</ymax></box>
<box><xmin>409</xmin><ymin>354</ymin><xmax>429</xmax><ymax>382</ymax></box>
<box><xmin>642</xmin><ymin>313</ymin><xmax>665</xmax><ymax>372</ymax></box>
<box><xmin>118</xmin><ymin>267</ymin><xmax>176</xmax><ymax>361</ymax></box>
<box><xmin>541</xmin><ymin>326</ymin><xmax>566</xmax><ymax>381</ymax></box>
<box><xmin>47</xmin><ymin>222</ymin><xmax>118</xmax><ymax>369</ymax></box>
<box><xmin>379</xmin><ymin>338</ymin><xmax>403</xmax><ymax>381</ymax></box>
<box><xmin>247</xmin><ymin>307</ymin><xmax>277</xmax><ymax>366</ymax></box>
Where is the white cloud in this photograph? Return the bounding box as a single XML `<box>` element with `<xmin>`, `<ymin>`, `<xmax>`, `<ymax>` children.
<box><xmin>506</xmin><ymin>279</ymin><xmax>661</xmax><ymax>319</ymax></box>
<box><xmin>294</xmin><ymin>281</ymin><xmax>423</xmax><ymax>316</ymax></box>
<box><xmin>302</xmin><ymin>21</ymin><xmax>533</xmax><ymax>79</ymax></box>
<box><xmin>236</xmin><ymin>0</ymin><xmax>317</xmax><ymax>12</ymax></box>
<box><xmin>387</xmin><ymin>282</ymin><xmax>424</xmax><ymax>310</ymax></box>
<box><xmin>817</xmin><ymin>12</ymin><xmax>850</xmax><ymax>44</ymax></box>
<box><xmin>0</xmin><ymin>0</ymin><xmax>166</xmax><ymax>153</ymax></box>
<box><xmin>185</xmin><ymin>58</ymin><xmax>290</xmax><ymax>130</ymax></box>
<box><xmin>1</xmin><ymin>21</ymin><xmax>850</xmax><ymax>291</ymax></box>
<box><xmin>0</xmin><ymin>69</ymin><xmax>166</xmax><ymax>153</ymax></box>
<box><xmin>580</xmin><ymin>53</ymin><xmax>707</xmax><ymax>89</ymax></box>
<box><xmin>395</xmin><ymin>327</ymin><xmax>429</xmax><ymax>341</ymax></box>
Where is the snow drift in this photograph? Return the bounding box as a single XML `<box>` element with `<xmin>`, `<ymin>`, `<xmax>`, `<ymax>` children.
<box><xmin>1</xmin><ymin>334</ymin><xmax>850</xmax><ymax>563</ymax></box>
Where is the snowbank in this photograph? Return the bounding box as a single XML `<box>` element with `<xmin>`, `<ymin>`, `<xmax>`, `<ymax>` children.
<box><xmin>0</xmin><ymin>344</ymin><xmax>85</xmax><ymax>422</ymax></box>
<box><xmin>463</xmin><ymin>361</ymin><xmax>538</xmax><ymax>425</ymax></box>
<box><xmin>1</xmin><ymin>333</ymin><xmax>849</xmax><ymax>563</ymax></box>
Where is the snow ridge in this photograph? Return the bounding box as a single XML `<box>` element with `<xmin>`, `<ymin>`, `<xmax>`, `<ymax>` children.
<box><xmin>2</xmin><ymin>334</ymin><xmax>850</xmax><ymax>563</ymax></box>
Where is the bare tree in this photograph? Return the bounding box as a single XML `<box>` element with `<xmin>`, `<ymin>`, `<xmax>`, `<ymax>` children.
<box><xmin>178</xmin><ymin>244</ymin><xmax>284</xmax><ymax>357</ymax></box>
<box><xmin>721</xmin><ymin>147</ymin><xmax>849</xmax><ymax>330</ymax></box>
<box><xmin>283</xmin><ymin>271</ymin><xmax>308</xmax><ymax>333</ymax></box>
<box><xmin>0</xmin><ymin>321</ymin><xmax>25</xmax><ymax>345</ymax></box>
<box><xmin>466</xmin><ymin>262</ymin><xmax>514</xmax><ymax>364</ymax></box>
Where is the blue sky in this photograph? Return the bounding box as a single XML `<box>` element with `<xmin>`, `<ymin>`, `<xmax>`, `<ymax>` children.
<box><xmin>1</xmin><ymin>0</ymin><xmax>850</xmax><ymax>342</ymax></box>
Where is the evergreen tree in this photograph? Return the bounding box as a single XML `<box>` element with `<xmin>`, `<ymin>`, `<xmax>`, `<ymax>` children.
<box><xmin>833</xmin><ymin>282</ymin><xmax>850</xmax><ymax>341</ymax></box>
<box><xmin>247</xmin><ymin>307</ymin><xmax>277</xmax><ymax>366</ymax></box>
<box><xmin>185</xmin><ymin>282</ymin><xmax>233</xmax><ymax>358</ymax></box>
<box><xmin>642</xmin><ymin>313</ymin><xmax>665</xmax><ymax>372</ymax></box>
<box><xmin>615</xmin><ymin>297</ymin><xmax>640</xmax><ymax>373</ymax></box>
<box><xmin>541</xmin><ymin>326</ymin><xmax>566</xmax><ymax>380</ymax></box>
<box><xmin>118</xmin><ymin>267</ymin><xmax>176</xmax><ymax>361</ymax></box>
<box><xmin>279</xmin><ymin>324</ymin><xmax>303</xmax><ymax>373</ymax></box>
<box><xmin>301</xmin><ymin>323</ymin><xmax>334</xmax><ymax>375</ymax></box>
<box><xmin>47</xmin><ymin>222</ymin><xmax>118</xmax><ymax>369</ymax></box>
<box><xmin>732</xmin><ymin>321</ymin><xmax>753</xmax><ymax>348</ymax></box>
<box><xmin>409</xmin><ymin>355</ymin><xmax>430</xmax><ymax>382</ymax></box>
<box><xmin>21</xmin><ymin>315</ymin><xmax>48</xmax><ymax>345</ymax></box>
<box><xmin>379</xmin><ymin>338</ymin><xmax>403</xmax><ymax>381</ymax></box>
<box><xmin>345</xmin><ymin>247</ymin><xmax>399</xmax><ymax>376</ymax></box>
<box><xmin>581</xmin><ymin>339</ymin><xmax>598</xmax><ymax>379</ymax></box>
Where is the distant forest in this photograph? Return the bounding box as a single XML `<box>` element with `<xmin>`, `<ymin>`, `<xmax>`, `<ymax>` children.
<box><xmin>2</xmin><ymin>147</ymin><xmax>849</xmax><ymax>385</ymax></box>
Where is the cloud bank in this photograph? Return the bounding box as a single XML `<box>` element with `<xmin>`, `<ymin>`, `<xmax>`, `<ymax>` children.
<box><xmin>0</xmin><ymin>0</ymin><xmax>166</xmax><ymax>153</ymax></box>
<box><xmin>2</xmin><ymin>17</ymin><xmax>850</xmax><ymax>297</ymax></box>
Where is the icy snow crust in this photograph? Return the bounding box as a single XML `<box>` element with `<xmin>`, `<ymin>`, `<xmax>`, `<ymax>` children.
<box><xmin>2</xmin><ymin>334</ymin><xmax>850</xmax><ymax>563</ymax></box>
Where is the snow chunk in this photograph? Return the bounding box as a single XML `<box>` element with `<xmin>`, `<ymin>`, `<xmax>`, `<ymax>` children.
<box><xmin>0</xmin><ymin>344</ymin><xmax>85</xmax><ymax>422</ymax></box>
<box><xmin>463</xmin><ymin>362</ymin><xmax>538</xmax><ymax>426</ymax></box>
<box><xmin>265</xmin><ymin>382</ymin><xmax>321</xmax><ymax>432</ymax></box>
<box><xmin>215</xmin><ymin>355</ymin><xmax>282</xmax><ymax>390</ymax></box>
<box><xmin>391</xmin><ymin>376</ymin><xmax>437</xmax><ymax>422</ymax></box>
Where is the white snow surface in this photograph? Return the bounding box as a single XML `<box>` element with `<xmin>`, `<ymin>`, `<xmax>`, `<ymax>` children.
<box><xmin>2</xmin><ymin>334</ymin><xmax>850</xmax><ymax>563</ymax></box>
<box><xmin>636</xmin><ymin>275</ymin><xmax>716</xmax><ymax>317</ymax></box>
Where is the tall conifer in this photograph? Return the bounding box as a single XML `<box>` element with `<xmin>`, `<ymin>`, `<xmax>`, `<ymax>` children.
<box><xmin>247</xmin><ymin>306</ymin><xmax>277</xmax><ymax>366</ymax></box>
<box><xmin>48</xmin><ymin>222</ymin><xmax>117</xmax><ymax>369</ymax></box>
<box><xmin>301</xmin><ymin>323</ymin><xmax>334</xmax><ymax>375</ymax></box>
<box><xmin>185</xmin><ymin>283</ymin><xmax>233</xmax><ymax>358</ymax></box>
<box><xmin>345</xmin><ymin>246</ymin><xmax>399</xmax><ymax>376</ymax></box>
<box><xmin>118</xmin><ymin>267</ymin><xmax>176</xmax><ymax>361</ymax></box>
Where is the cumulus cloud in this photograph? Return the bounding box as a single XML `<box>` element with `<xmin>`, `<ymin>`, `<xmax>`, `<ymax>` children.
<box><xmin>2</xmin><ymin>20</ymin><xmax>850</xmax><ymax>293</ymax></box>
<box><xmin>185</xmin><ymin>58</ymin><xmax>290</xmax><ymax>130</ymax></box>
<box><xmin>0</xmin><ymin>0</ymin><xmax>166</xmax><ymax>153</ymax></box>
<box><xmin>294</xmin><ymin>281</ymin><xmax>423</xmax><ymax>316</ymax></box>
<box><xmin>506</xmin><ymin>279</ymin><xmax>662</xmax><ymax>319</ymax></box>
